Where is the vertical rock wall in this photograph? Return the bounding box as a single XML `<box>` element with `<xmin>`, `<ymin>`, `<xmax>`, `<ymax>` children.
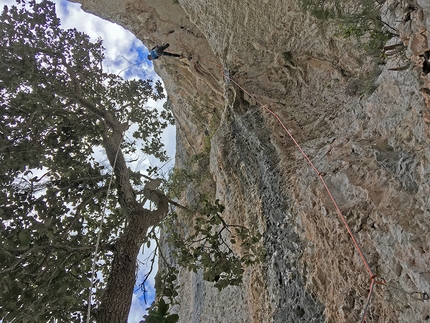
<box><xmin>73</xmin><ymin>0</ymin><xmax>430</xmax><ymax>322</ymax></box>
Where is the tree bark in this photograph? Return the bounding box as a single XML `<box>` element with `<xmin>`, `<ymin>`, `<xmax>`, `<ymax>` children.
<box><xmin>93</xmin><ymin>128</ymin><xmax>169</xmax><ymax>323</ymax></box>
<box><xmin>94</xmin><ymin>215</ymin><xmax>151</xmax><ymax>323</ymax></box>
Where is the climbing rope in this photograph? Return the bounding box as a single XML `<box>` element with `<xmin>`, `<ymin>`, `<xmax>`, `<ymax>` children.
<box><xmin>85</xmin><ymin>136</ymin><xmax>123</xmax><ymax>323</ymax></box>
<box><xmin>383</xmin><ymin>282</ymin><xmax>429</xmax><ymax>301</ymax></box>
<box><xmin>196</xmin><ymin>55</ymin><xmax>388</xmax><ymax>322</ymax></box>
<box><xmin>85</xmin><ymin>61</ymin><xmax>140</xmax><ymax>322</ymax></box>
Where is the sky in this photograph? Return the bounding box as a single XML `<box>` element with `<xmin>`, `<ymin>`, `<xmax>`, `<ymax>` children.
<box><xmin>0</xmin><ymin>0</ymin><xmax>176</xmax><ymax>321</ymax></box>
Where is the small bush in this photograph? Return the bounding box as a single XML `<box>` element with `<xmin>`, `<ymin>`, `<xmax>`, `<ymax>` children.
<box><xmin>299</xmin><ymin>0</ymin><xmax>397</xmax><ymax>57</ymax></box>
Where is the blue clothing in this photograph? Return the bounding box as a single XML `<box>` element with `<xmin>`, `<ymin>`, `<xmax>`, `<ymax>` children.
<box><xmin>147</xmin><ymin>44</ymin><xmax>181</xmax><ymax>60</ymax></box>
<box><xmin>149</xmin><ymin>49</ymin><xmax>159</xmax><ymax>60</ymax></box>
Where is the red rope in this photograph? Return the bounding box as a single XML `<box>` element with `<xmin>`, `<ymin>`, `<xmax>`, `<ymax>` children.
<box><xmin>197</xmin><ymin>56</ymin><xmax>378</xmax><ymax>321</ymax></box>
<box><xmin>361</xmin><ymin>277</ymin><xmax>377</xmax><ymax>323</ymax></box>
<box><xmin>223</xmin><ymin>70</ymin><xmax>374</xmax><ymax>276</ymax></box>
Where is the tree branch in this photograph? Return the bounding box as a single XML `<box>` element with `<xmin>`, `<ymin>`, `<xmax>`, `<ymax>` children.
<box><xmin>0</xmin><ymin>244</ymin><xmax>99</xmax><ymax>275</ymax></box>
<box><xmin>59</xmin><ymin>54</ymin><xmax>127</xmax><ymax>132</ymax></box>
<box><xmin>60</xmin><ymin>185</ymin><xmax>109</xmax><ymax>237</ymax></box>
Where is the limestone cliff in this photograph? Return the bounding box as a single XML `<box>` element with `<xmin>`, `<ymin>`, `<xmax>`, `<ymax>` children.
<box><xmin>73</xmin><ymin>0</ymin><xmax>430</xmax><ymax>322</ymax></box>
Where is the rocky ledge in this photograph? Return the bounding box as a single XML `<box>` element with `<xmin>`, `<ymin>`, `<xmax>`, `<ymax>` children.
<box><xmin>74</xmin><ymin>0</ymin><xmax>430</xmax><ymax>322</ymax></box>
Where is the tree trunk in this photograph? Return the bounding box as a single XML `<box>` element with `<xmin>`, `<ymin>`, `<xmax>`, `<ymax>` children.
<box><xmin>95</xmin><ymin>215</ymin><xmax>148</xmax><ymax>323</ymax></box>
<box><xmin>93</xmin><ymin>130</ymin><xmax>169</xmax><ymax>322</ymax></box>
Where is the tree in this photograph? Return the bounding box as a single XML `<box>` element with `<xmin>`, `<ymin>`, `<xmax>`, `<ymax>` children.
<box><xmin>0</xmin><ymin>1</ymin><xmax>171</xmax><ymax>322</ymax></box>
<box><xmin>0</xmin><ymin>1</ymin><xmax>263</xmax><ymax>322</ymax></box>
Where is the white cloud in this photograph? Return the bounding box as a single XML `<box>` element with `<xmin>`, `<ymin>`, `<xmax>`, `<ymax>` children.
<box><xmin>52</xmin><ymin>2</ymin><xmax>176</xmax><ymax>322</ymax></box>
<box><xmin>55</xmin><ymin>0</ymin><xmax>154</xmax><ymax>78</ymax></box>
<box><xmin>129</xmin><ymin>292</ymin><xmax>149</xmax><ymax>323</ymax></box>
<box><xmin>0</xmin><ymin>0</ymin><xmax>14</xmax><ymax>7</ymax></box>
<box><xmin>52</xmin><ymin>0</ymin><xmax>176</xmax><ymax>173</ymax></box>
<box><xmin>129</xmin><ymin>241</ymin><xmax>159</xmax><ymax>322</ymax></box>
<box><xmin>1</xmin><ymin>1</ymin><xmax>177</xmax><ymax>322</ymax></box>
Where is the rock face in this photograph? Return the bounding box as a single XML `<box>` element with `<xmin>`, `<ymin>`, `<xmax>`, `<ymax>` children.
<box><xmin>74</xmin><ymin>0</ymin><xmax>430</xmax><ymax>322</ymax></box>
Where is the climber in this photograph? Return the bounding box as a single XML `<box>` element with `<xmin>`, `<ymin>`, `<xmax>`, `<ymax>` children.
<box><xmin>147</xmin><ymin>43</ymin><xmax>182</xmax><ymax>60</ymax></box>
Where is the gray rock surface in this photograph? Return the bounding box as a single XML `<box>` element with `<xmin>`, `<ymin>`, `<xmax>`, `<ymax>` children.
<box><xmin>73</xmin><ymin>0</ymin><xmax>430</xmax><ymax>322</ymax></box>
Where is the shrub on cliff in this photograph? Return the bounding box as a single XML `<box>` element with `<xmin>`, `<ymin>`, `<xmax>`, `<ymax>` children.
<box><xmin>299</xmin><ymin>0</ymin><xmax>396</xmax><ymax>56</ymax></box>
<box><xmin>0</xmin><ymin>1</ymin><xmax>263</xmax><ymax>322</ymax></box>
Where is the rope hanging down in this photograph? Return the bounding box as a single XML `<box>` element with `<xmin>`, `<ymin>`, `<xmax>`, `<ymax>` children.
<box><xmin>199</xmin><ymin>56</ymin><xmax>382</xmax><ymax>322</ymax></box>
<box><xmin>86</xmin><ymin>136</ymin><xmax>123</xmax><ymax>323</ymax></box>
<box><xmin>227</xmin><ymin>71</ymin><xmax>376</xmax><ymax>323</ymax></box>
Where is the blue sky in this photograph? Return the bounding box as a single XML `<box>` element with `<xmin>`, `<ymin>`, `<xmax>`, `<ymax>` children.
<box><xmin>50</xmin><ymin>1</ymin><xmax>175</xmax><ymax>321</ymax></box>
<box><xmin>0</xmin><ymin>0</ymin><xmax>175</xmax><ymax>321</ymax></box>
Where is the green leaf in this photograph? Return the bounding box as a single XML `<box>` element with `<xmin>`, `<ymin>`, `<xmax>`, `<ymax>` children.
<box><xmin>34</xmin><ymin>222</ymin><xmax>46</xmax><ymax>234</ymax></box>
<box><xmin>144</xmin><ymin>315</ymin><xmax>164</xmax><ymax>323</ymax></box>
<box><xmin>158</xmin><ymin>298</ymin><xmax>169</xmax><ymax>316</ymax></box>
<box><xmin>166</xmin><ymin>314</ymin><xmax>179</xmax><ymax>323</ymax></box>
<box><xmin>44</xmin><ymin>217</ymin><xmax>53</xmax><ymax>227</ymax></box>
<box><xmin>82</xmin><ymin>279</ymin><xmax>91</xmax><ymax>288</ymax></box>
<box><xmin>18</xmin><ymin>230</ymin><xmax>31</xmax><ymax>246</ymax></box>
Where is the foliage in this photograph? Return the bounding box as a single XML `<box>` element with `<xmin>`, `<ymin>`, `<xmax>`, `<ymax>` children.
<box><xmin>163</xmin><ymin>131</ymin><xmax>212</xmax><ymax>202</ymax></box>
<box><xmin>0</xmin><ymin>1</ymin><xmax>264</xmax><ymax>322</ymax></box>
<box><xmin>0</xmin><ymin>1</ymin><xmax>171</xmax><ymax>322</ymax></box>
<box><xmin>140</xmin><ymin>299</ymin><xmax>178</xmax><ymax>323</ymax></box>
<box><xmin>163</xmin><ymin>167</ymin><xmax>196</xmax><ymax>200</ymax></box>
<box><xmin>161</xmin><ymin>98</ymin><xmax>175</xmax><ymax>126</ymax></box>
<box><xmin>164</xmin><ymin>199</ymin><xmax>264</xmax><ymax>292</ymax></box>
<box><xmin>345</xmin><ymin>66</ymin><xmax>381</xmax><ymax>96</ymax></box>
<box><xmin>139</xmin><ymin>199</ymin><xmax>264</xmax><ymax>322</ymax></box>
<box><xmin>299</xmin><ymin>0</ymin><xmax>396</xmax><ymax>56</ymax></box>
